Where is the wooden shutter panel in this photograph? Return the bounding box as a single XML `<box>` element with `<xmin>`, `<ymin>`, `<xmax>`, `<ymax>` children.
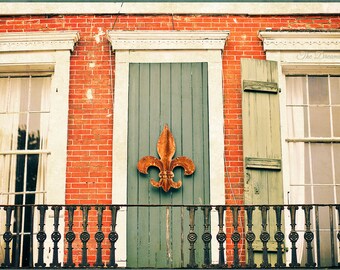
<box><xmin>241</xmin><ymin>58</ymin><xmax>284</xmax><ymax>255</ymax></box>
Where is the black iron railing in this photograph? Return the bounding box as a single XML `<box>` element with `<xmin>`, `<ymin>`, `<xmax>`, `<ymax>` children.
<box><xmin>0</xmin><ymin>204</ymin><xmax>339</xmax><ymax>268</ymax></box>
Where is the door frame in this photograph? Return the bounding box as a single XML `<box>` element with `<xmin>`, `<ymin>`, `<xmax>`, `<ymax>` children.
<box><xmin>108</xmin><ymin>30</ymin><xmax>229</xmax><ymax>266</ymax></box>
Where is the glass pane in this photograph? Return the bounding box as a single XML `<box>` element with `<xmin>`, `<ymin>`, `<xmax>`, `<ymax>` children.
<box><xmin>334</xmin><ymin>144</ymin><xmax>340</xmax><ymax>185</ymax></box>
<box><xmin>311</xmin><ymin>144</ymin><xmax>333</xmax><ymax>184</ymax></box>
<box><xmin>288</xmin><ymin>142</ymin><xmax>310</xmax><ymax>184</ymax></box>
<box><xmin>28</xmin><ymin>113</ymin><xmax>40</xmax><ymax>150</ymax></box>
<box><xmin>286</xmin><ymin>107</ymin><xmax>308</xmax><ymax>137</ymax></box>
<box><xmin>26</xmin><ymin>154</ymin><xmax>38</xmax><ymax>192</ymax></box>
<box><xmin>0</xmin><ymin>77</ymin><xmax>8</xmax><ymax>113</ymax></box>
<box><xmin>330</xmin><ymin>76</ymin><xmax>340</xmax><ymax>104</ymax></box>
<box><xmin>30</xmin><ymin>77</ymin><xmax>51</xmax><ymax>111</ymax></box>
<box><xmin>332</xmin><ymin>107</ymin><xmax>340</xmax><ymax>137</ymax></box>
<box><xmin>309</xmin><ymin>106</ymin><xmax>331</xmax><ymax>137</ymax></box>
<box><xmin>15</xmin><ymin>154</ymin><xmax>25</xmax><ymax>198</ymax></box>
<box><xmin>314</xmin><ymin>186</ymin><xmax>334</xmax><ymax>204</ymax></box>
<box><xmin>318</xmin><ymin>231</ymin><xmax>333</xmax><ymax>267</ymax></box>
<box><xmin>308</xmin><ymin>76</ymin><xmax>329</xmax><ymax>105</ymax></box>
<box><xmin>286</xmin><ymin>76</ymin><xmax>307</xmax><ymax>105</ymax></box>
<box><xmin>16</xmin><ymin>114</ymin><xmax>27</xmax><ymax>150</ymax></box>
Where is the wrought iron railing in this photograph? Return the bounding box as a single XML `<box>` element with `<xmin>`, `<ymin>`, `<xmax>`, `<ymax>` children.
<box><xmin>0</xmin><ymin>204</ymin><xmax>339</xmax><ymax>268</ymax></box>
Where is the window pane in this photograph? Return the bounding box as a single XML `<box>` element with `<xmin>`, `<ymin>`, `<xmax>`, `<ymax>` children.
<box><xmin>287</xmin><ymin>107</ymin><xmax>308</xmax><ymax>137</ymax></box>
<box><xmin>286</xmin><ymin>76</ymin><xmax>307</xmax><ymax>105</ymax></box>
<box><xmin>334</xmin><ymin>144</ymin><xmax>340</xmax><ymax>185</ymax></box>
<box><xmin>30</xmin><ymin>77</ymin><xmax>51</xmax><ymax>111</ymax></box>
<box><xmin>26</xmin><ymin>154</ymin><xmax>38</xmax><ymax>192</ymax></box>
<box><xmin>314</xmin><ymin>185</ymin><xmax>334</xmax><ymax>204</ymax></box>
<box><xmin>28</xmin><ymin>113</ymin><xmax>40</xmax><ymax>150</ymax></box>
<box><xmin>288</xmin><ymin>142</ymin><xmax>310</xmax><ymax>184</ymax></box>
<box><xmin>332</xmin><ymin>107</ymin><xmax>340</xmax><ymax>137</ymax></box>
<box><xmin>311</xmin><ymin>144</ymin><xmax>333</xmax><ymax>184</ymax></box>
<box><xmin>308</xmin><ymin>76</ymin><xmax>329</xmax><ymax>105</ymax></box>
<box><xmin>330</xmin><ymin>76</ymin><xmax>340</xmax><ymax>104</ymax></box>
<box><xmin>309</xmin><ymin>106</ymin><xmax>331</xmax><ymax>137</ymax></box>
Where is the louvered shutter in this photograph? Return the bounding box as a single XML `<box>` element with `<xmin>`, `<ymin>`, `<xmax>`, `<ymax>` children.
<box><xmin>241</xmin><ymin>58</ymin><xmax>284</xmax><ymax>259</ymax></box>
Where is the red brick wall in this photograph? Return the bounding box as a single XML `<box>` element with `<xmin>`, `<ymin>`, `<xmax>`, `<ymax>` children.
<box><xmin>1</xmin><ymin>14</ymin><xmax>339</xmax><ymax>265</ymax></box>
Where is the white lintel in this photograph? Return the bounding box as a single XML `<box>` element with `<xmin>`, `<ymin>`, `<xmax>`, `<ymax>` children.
<box><xmin>0</xmin><ymin>31</ymin><xmax>80</xmax><ymax>52</ymax></box>
<box><xmin>107</xmin><ymin>30</ymin><xmax>229</xmax><ymax>50</ymax></box>
<box><xmin>259</xmin><ymin>31</ymin><xmax>340</xmax><ymax>51</ymax></box>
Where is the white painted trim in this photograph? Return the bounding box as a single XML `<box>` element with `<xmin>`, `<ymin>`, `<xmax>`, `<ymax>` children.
<box><xmin>0</xmin><ymin>31</ymin><xmax>78</xmax><ymax>265</ymax></box>
<box><xmin>259</xmin><ymin>31</ymin><xmax>340</xmax><ymax>51</ymax></box>
<box><xmin>262</xmin><ymin>31</ymin><xmax>340</xmax><ymax>266</ymax></box>
<box><xmin>1</xmin><ymin>2</ymin><xmax>339</xmax><ymax>15</ymax></box>
<box><xmin>0</xmin><ymin>31</ymin><xmax>79</xmax><ymax>52</ymax></box>
<box><xmin>108</xmin><ymin>31</ymin><xmax>228</xmax><ymax>50</ymax></box>
<box><xmin>109</xmin><ymin>30</ymin><xmax>228</xmax><ymax>266</ymax></box>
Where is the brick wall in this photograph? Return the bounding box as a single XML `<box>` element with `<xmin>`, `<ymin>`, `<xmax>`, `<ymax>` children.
<box><xmin>1</xmin><ymin>14</ymin><xmax>339</xmax><ymax>265</ymax></box>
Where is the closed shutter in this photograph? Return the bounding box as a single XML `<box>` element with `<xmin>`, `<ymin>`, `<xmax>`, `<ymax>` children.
<box><xmin>241</xmin><ymin>58</ymin><xmax>284</xmax><ymax>257</ymax></box>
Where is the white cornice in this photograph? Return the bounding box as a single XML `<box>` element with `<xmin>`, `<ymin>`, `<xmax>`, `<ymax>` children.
<box><xmin>0</xmin><ymin>31</ymin><xmax>80</xmax><ymax>52</ymax></box>
<box><xmin>259</xmin><ymin>31</ymin><xmax>340</xmax><ymax>51</ymax></box>
<box><xmin>107</xmin><ymin>30</ymin><xmax>229</xmax><ymax>50</ymax></box>
<box><xmin>0</xmin><ymin>3</ymin><xmax>340</xmax><ymax>15</ymax></box>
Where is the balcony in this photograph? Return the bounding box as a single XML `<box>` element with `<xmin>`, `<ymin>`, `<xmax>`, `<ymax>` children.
<box><xmin>0</xmin><ymin>204</ymin><xmax>339</xmax><ymax>268</ymax></box>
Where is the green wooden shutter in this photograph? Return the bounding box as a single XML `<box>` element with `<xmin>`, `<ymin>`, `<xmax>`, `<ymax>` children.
<box><xmin>127</xmin><ymin>63</ymin><xmax>209</xmax><ymax>268</ymax></box>
<box><xmin>241</xmin><ymin>59</ymin><xmax>284</xmax><ymax>257</ymax></box>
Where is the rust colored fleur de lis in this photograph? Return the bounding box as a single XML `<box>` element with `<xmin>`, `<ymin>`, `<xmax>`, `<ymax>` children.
<box><xmin>137</xmin><ymin>125</ymin><xmax>195</xmax><ymax>192</ymax></box>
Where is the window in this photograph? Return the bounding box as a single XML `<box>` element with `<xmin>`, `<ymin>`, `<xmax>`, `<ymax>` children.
<box><xmin>259</xmin><ymin>30</ymin><xmax>340</xmax><ymax>266</ymax></box>
<box><xmin>0</xmin><ymin>31</ymin><xmax>79</xmax><ymax>266</ymax></box>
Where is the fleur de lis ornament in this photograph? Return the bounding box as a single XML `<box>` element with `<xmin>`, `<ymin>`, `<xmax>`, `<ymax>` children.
<box><xmin>137</xmin><ymin>125</ymin><xmax>195</xmax><ymax>192</ymax></box>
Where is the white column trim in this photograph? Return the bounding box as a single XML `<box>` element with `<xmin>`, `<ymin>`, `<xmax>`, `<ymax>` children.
<box><xmin>109</xmin><ymin>30</ymin><xmax>228</xmax><ymax>266</ymax></box>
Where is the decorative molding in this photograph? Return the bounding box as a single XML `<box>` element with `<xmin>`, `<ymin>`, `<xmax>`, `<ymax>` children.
<box><xmin>0</xmin><ymin>3</ymin><xmax>339</xmax><ymax>15</ymax></box>
<box><xmin>259</xmin><ymin>31</ymin><xmax>340</xmax><ymax>51</ymax></box>
<box><xmin>107</xmin><ymin>30</ymin><xmax>229</xmax><ymax>50</ymax></box>
<box><xmin>0</xmin><ymin>31</ymin><xmax>80</xmax><ymax>52</ymax></box>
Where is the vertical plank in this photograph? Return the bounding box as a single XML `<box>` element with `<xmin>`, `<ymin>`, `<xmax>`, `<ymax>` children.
<box><xmin>127</xmin><ymin>63</ymin><xmax>140</xmax><ymax>267</ymax></box>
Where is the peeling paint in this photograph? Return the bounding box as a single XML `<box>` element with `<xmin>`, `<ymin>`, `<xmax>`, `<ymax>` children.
<box><xmin>166</xmin><ymin>207</ymin><xmax>172</xmax><ymax>264</ymax></box>
<box><xmin>89</xmin><ymin>62</ymin><xmax>96</xmax><ymax>68</ymax></box>
<box><xmin>94</xmin><ymin>27</ymin><xmax>105</xmax><ymax>44</ymax></box>
<box><xmin>233</xmin><ymin>18</ymin><xmax>238</xmax><ymax>23</ymax></box>
<box><xmin>86</xmin><ymin>89</ymin><xmax>94</xmax><ymax>100</ymax></box>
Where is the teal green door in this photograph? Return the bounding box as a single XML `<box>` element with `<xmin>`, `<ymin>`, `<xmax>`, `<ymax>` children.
<box><xmin>127</xmin><ymin>63</ymin><xmax>210</xmax><ymax>268</ymax></box>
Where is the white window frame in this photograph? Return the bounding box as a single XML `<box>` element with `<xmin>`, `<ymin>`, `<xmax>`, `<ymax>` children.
<box><xmin>259</xmin><ymin>30</ymin><xmax>340</xmax><ymax>265</ymax></box>
<box><xmin>107</xmin><ymin>30</ymin><xmax>229</xmax><ymax>266</ymax></box>
<box><xmin>0</xmin><ymin>31</ymin><xmax>79</xmax><ymax>263</ymax></box>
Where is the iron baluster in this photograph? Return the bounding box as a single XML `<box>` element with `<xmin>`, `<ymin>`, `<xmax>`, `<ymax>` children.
<box><xmin>29</xmin><ymin>206</ymin><xmax>34</xmax><ymax>268</ymax></box>
<box><xmin>245</xmin><ymin>206</ymin><xmax>256</xmax><ymax>268</ymax></box>
<box><xmin>94</xmin><ymin>206</ymin><xmax>105</xmax><ymax>267</ymax></box>
<box><xmin>35</xmin><ymin>205</ymin><xmax>48</xmax><ymax>267</ymax></box>
<box><xmin>79</xmin><ymin>206</ymin><xmax>90</xmax><ymax>267</ymax></box>
<box><xmin>336</xmin><ymin>205</ymin><xmax>340</xmax><ymax>267</ymax></box>
<box><xmin>65</xmin><ymin>206</ymin><xmax>76</xmax><ymax>267</ymax></box>
<box><xmin>302</xmin><ymin>205</ymin><xmax>315</xmax><ymax>267</ymax></box>
<box><xmin>1</xmin><ymin>206</ymin><xmax>14</xmax><ymax>267</ymax></box>
<box><xmin>14</xmin><ymin>206</ymin><xmax>22</xmax><ymax>267</ymax></box>
<box><xmin>288</xmin><ymin>205</ymin><xmax>300</xmax><ymax>267</ymax></box>
<box><xmin>259</xmin><ymin>206</ymin><xmax>271</xmax><ymax>268</ymax></box>
<box><xmin>329</xmin><ymin>206</ymin><xmax>336</xmax><ymax>267</ymax></box>
<box><xmin>187</xmin><ymin>206</ymin><xmax>198</xmax><ymax>268</ymax></box>
<box><xmin>107</xmin><ymin>206</ymin><xmax>120</xmax><ymax>268</ymax></box>
<box><xmin>315</xmin><ymin>206</ymin><xmax>321</xmax><ymax>267</ymax></box>
<box><xmin>230</xmin><ymin>206</ymin><xmax>241</xmax><ymax>268</ymax></box>
<box><xmin>50</xmin><ymin>206</ymin><xmax>62</xmax><ymax>267</ymax></box>
<box><xmin>201</xmin><ymin>206</ymin><xmax>212</xmax><ymax>268</ymax></box>
<box><xmin>273</xmin><ymin>206</ymin><xmax>285</xmax><ymax>268</ymax></box>
<box><xmin>216</xmin><ymin>206</ymin><xmax>227</xmax><ymax>268</ymax></box>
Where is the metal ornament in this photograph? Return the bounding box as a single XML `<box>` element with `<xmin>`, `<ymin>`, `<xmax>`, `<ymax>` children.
<box><xmin>137</xmin><ymin>124</ymin><xmax>195</xmax><ymax>192</ymax></box>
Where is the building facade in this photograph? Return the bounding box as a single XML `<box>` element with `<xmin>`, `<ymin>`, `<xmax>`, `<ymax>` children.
<box><xmin>0</xmin><ymin>1</ymin><xmax>340</xmax><ymax>268</ymax></box>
